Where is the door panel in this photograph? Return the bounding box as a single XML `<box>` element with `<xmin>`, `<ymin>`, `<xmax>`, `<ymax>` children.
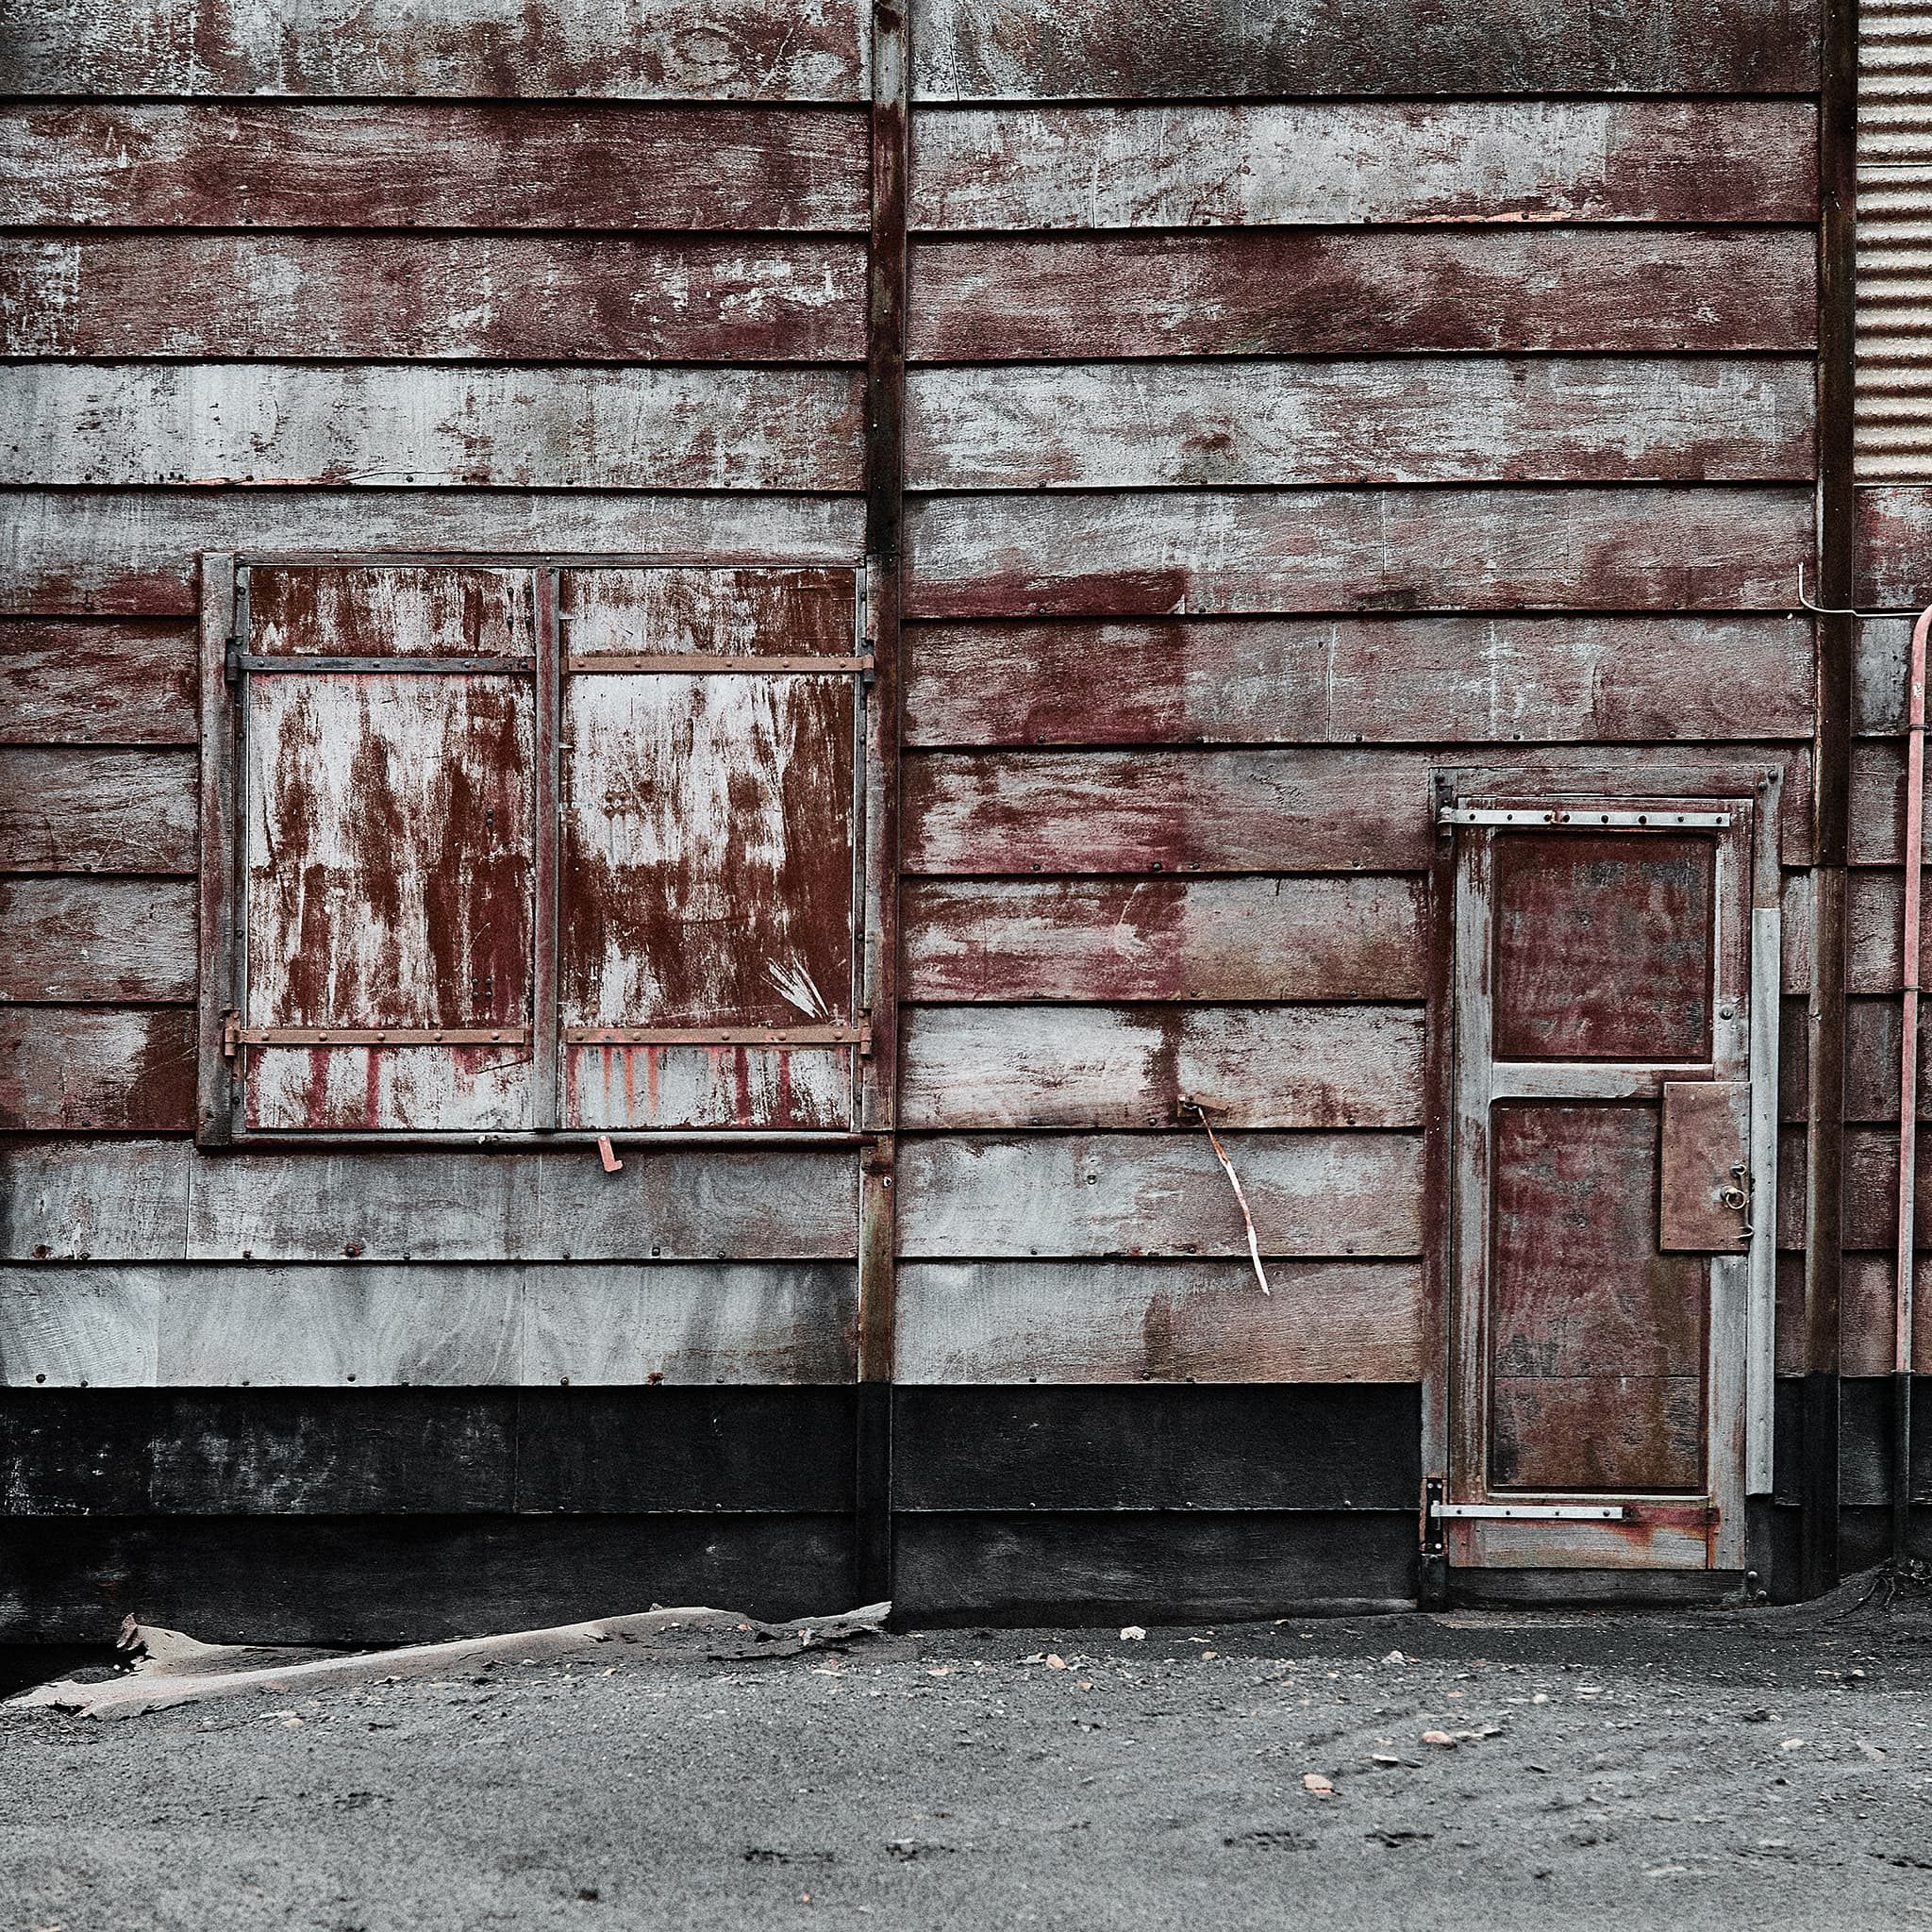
<box><xmin>1491</xmin><ymin>832</ymin><xmax>1715</xmax><ymax>1062</ymax></box>
<box><xmin>1448</xmin><ymin>796</ymin><xmax>1755</xmax><ymax>1570</ymax></box>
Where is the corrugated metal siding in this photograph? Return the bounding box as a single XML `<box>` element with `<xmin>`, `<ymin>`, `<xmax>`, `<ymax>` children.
<box><xmin>1859</xmin><ymin>0</ymin><xmax>1932</xmax><ymax>478</ymax></box>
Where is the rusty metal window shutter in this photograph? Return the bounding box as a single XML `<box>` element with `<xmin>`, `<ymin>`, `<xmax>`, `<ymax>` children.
<box><xmin>556</xmin><ymin>566</ymin><xmax>867</xmax><ymax>1133</ymax></box>
<box><xmin>1858</xmin><ymin>1</ymin><xmax>1932</xmax><ymax>478</ymax></box>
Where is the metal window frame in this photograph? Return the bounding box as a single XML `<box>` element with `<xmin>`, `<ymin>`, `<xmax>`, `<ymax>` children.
<box><xmin>196</xmin><ymin>549</ymin><xmax>874</xmax><ymax>1148</ymax></box>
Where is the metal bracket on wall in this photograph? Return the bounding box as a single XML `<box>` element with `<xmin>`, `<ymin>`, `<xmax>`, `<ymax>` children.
<box><xmin>1430</xmin><ymin>1502</ymin><xmax>1628</xmax><ymax>1522</ymax></box>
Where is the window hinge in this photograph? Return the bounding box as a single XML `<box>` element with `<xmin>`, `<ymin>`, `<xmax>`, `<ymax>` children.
<box><xmin>224</xmin><ymin>635</ymin><xmax>243</xmax><ymax>688</ymax></box>
<box><xmin>221</xmin><ymin>1011</ymin><xmax>242</xmax><ymax>1058</ymax></box>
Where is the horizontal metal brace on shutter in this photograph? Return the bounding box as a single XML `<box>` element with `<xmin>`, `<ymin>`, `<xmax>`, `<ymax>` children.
<box><xmin>235</xmin><ymin>654</ymin><xmax>535</xmax><ymax>675</ymax></box>
<box><xmin>225</xmin><ymin>1021</ymin><xmax>531</xmax><ymax>1055</ymax></box>
<box><xmin>564</xmin><ymin>1024</ymin><xmax>868</xmax><ymax>1048</ymax></box>
<box><xmin>563</xmin><ymin>654</ymin><xmax>874</xmax><ymax>675</ymax></box>
<box><xmin>1438</xmin><ymin>807</ymin><xmax>1731</xmax><ymax>829</ymax></box>
<box><xmin>1429</xmin><ymin>1502</ymin><xmax>1628</xmax><ymax>1522</ymax></box>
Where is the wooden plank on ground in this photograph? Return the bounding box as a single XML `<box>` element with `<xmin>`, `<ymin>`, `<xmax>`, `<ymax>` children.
<box><xmin>910</xmin><ymin>0</ymin><xmax>1815</xmax><ymax>97</ymax></box>
<box><xmin>909</xmin><ymin>230</ymin><xmax>1817</xmax><ymax>358</ymax></box>
<box><xmin>0</xmin><ymin>750</ymin><xmax>197</xmax><ymax>871</ymax></box>
<box><xmin>0</xmin><ymin>1</ymin><xmax>867</xmax><ymax>98</ymax></box>
<box><xmin>0</xmin><ymin>621</ymin><xmax>196</xmax><ymax>743</ymax></box>
<box><xmin>910</xmin><ymin>101</ymin><xmax>1817</xmax><ymax>228</ymax></box>
<box><xmin>906</xmin><ymin>746</ymin><xmax>1810</xmax><ymax>874</ymax></box>
<box><xmin>892</xmin><ymin>1385</ymin><xmax>1420</xmax><ymax>1510</ymax></box>
<box><xmin>525</xmin><ymin>1263</ymin><xmax>857</xmax><ymax>1385</ymax></box>
<box><xmin>3</xmin><ymin>236</ymin><xmax>866</xmax><ymax>362</ymax></box>
<box><xmin>906</xmin><ymin>615</ymin><xmax>1814</xmax><ymax>746</ymax></box>
<box><xmin>0</xmin><ymin>879</ymin><xmax>197</xmax><ymax>1003</ymax></box>
<box><xmin>0</xmin><ymin>1008</ymin><xmax>197</xmax><ymax>1133</ymax></box>
<box><xmin>2</xmin><ymin>105</ymin><xmax>867</xmax><ymax>228</ymax></box>
<box><xmin>903</xmin><ymin>876</ymin><xmax>1428</xmax><ymax>1002</ymax></box>
<box><xmin>0</xmin><ymin>491</ymin><xmax>863</xmax><ymax>617</ymax></box>
<box><xmin>183</xmin><ymin>1147</ymin><xmax>859</xmax><ymax>1261</ymax></box>
<box><xmin>895</xmin><ymin>1131</ymin><xmax>1424</xmax><ymax>1258</ymax></box>
<box><xmin>1</xmin><ymin>365</ymin><xmax>864</xmax><ymax>491</ymax></box>
<box><xmin>905</xmin><ymin>359</ymin><xmax>1813</xmax><ymax>490</ymax></box>
<box><xmin>899</xmin><ymin>1005</ymin><xmax>1424</xmax><ymax>1129</ymax></box>
<box><xmin>904</xmin><ymin>488</ymin><xmax>1813</xmax><ymax>619</ymax></box>
<box><xmin>895</xmin><ymin>1258</ymin><xmax>1422</xmax><ymax>1382</ymax></box>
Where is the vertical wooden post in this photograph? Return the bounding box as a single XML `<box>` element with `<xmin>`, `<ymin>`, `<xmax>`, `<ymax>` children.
<box><xmin>855</xmin><ymin>0</ymin><xmax>909</xmax><ymax>1609</ymax></box>
<box><xmin>532</xmin><ymin>566</ymin><xmax>561</xmax><ymax>1133</ymax></box>
<box><xmin>196</xmin><ymin>552</ymin><xmax>239</xmax><ymax>1148</ymax></box>
<box><xmin>1806</xmin><ymin>0</ymin><xmax>1858</xmax><ymax>1597</ymax></box>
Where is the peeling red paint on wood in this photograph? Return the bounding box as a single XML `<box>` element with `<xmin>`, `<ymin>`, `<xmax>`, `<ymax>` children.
<box><xmin>903</xmin><ymin>876</ymin><xmax>1428</xmax><ymax>1003</ymax></box>
<box><xmin>909</xmin><ymin>230</ymin><xmax>1817</xmax><ymax>358</ymax></box>
<box><xmin>0</xmin><ymin>1008</ymin><xmax>196</xmax><ymax>1133</ymax></box>
<box><xmin>1488</xmin><ymin>1103</ymin><xmax>1707</xmax><ymax>1490</ymax></box>
<box><xmin>0</xmin><ymin>491</ymin><xmax>864</xmax><ymax>615</ymax></box>
<box><xmin>245</xmin><ymin>674</ymin><xmax>535</xmax><ymax>1034</ymax></box>
<box><xmin>910</xmin><ymin>100</ymin><xmax>1817</xmax><ymax>228</ymax></box>
<box><xmin>4</xmin><ymin>236</ymin><xmax>867</xmax><ymax>363</ymax></box>
<box><xmin>0</xmin><ymin>620</ymin><xmax>197</xmax><ymax>744</ymax></box>
<box><xmin>1491</xmin><ymin>832</ymin><xmax>1717</xmax><ymax>1061</ymax></box>
<box><xmin>904</xmin><ymin>488</ymin><xmax>1815</xmax><ymax>619</ymax></box>
<box><xmin>0</xmin><ymin>749</ymin><xmax>197</xmax><ymax>873</ymax></box>
<box><xmin>899</xmin><ymin>1005</ymin><xmax>1424</xmax><ymax>1129</ymax></box>
<box><xmin>249</xmin><ymin>564</ymin><xmax>536</xmax><ymax>659</ymax></box>
<box><xmin>910</xmin><ymin>0</ymin><xmax>1817</xmax><ymax>97</ymax></box>
<box><xmin>1</xmin><ymin>365</ymin><xmax>865</xmax><ymax>491</ymax></box>
<box><xmin>905</xmin><ymin>359</ymin><xmax>1815</xmax><ymax>490</ymax></box>
<box><xmin>2</xmin><ymin>1</ymin><xmax>868</xmax><ymax>99</ymax></box>
<box><xmin>562</xmin><ymin>567</ymin><xmax>857</xmax><ymax>659</ymax></box>
<box><xmin>1</xmin><ymin>105</ymin><xmax>868</xmax><ymax>228</ymax></box>
<box><xmin>906</xmin><ymin>615</ymin><xmax>1814</xmax><ymax>747</ymax></box>
<box><xmin>0</xmin><ymin>879</ymin><xmax>197</xmax><ymax>1003</ymax></box>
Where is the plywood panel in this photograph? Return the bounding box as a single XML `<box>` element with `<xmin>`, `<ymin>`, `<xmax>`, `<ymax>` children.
<box><xmin>906</xmin><ymin>616</ymin><xmax>1814</xmax><ymax>747</ymax></box>
<box><xmin>910</xmin><ymin>0</ymin><xmax>1815</xmax><ymax>97</ymax></box>
<box><xmin>0</xmin><ymin>491</ymin><xmax>863</xmax><ymax>616</ymax></box>
<box><xmin>248</xmin><ymin>563</ymin><xmax>535</xmax><ymax>659</ymax></box>
<box><xmin>896</xmin><ymin>1131</ymin><xmax>1424</xmax><ymax>1258</ymax></box>
<box><xmin>1</xmin><ymin>365</ymin><xmax>863</xmax><ymax>491</ymax></box>
<box><xmin>903</xmin><ymin>876</ymin><xmax>1428</xmax><ymax>1002</ymax></box>
<box><xmin>524</xmin><ymin>1263</ymin><xmax>856</xmax><ymax>1384</ymax></box>
<box><xmin>243</xmin><ymin>1046</ymin><xmax>537</xmax><ymax>1135</ymax></box>
<box><xmin>3</xmin><ymin>236</ymin><xmax>866</xmax><ymax>362</ymax></box>
<box><xmin>899</xmin><ymin>1005</ymin><xmax>1424</xmax><ymax>1128</ymax></box>
<box><xmin>0</xmin><ymin>750</ymin><xmax>197</xmax><ymax>872</ymax></box>
<box><xmin>0</xmin><ymin>1261</ymin><xmax>859</xmax><ymax>1386</ymax></box>
<box><xmin>895</xmin><ymin>1258</ymin><xmax>1422</xmax><ymax>1382</ymax></box>
<box><xmin>563</xmin><ymin>1045</ymin><xmax>852</xmax><ymax>1133</ymax></box>
<box><xmin>910</xmin><ymin>231</ymin><xmax>1815</xmax><ymax>362</ymax></box>
<box><xmin>910</xmin><ymin>101</ymin><xmax>1816</xmax><ymax>228</ymax></box>
<box><xmin>181</xmin><ymin>1146</ymin><xmax>858</xmax><ymax>1260</ymax></box>
<box><xmin>904</xmin><ymin>488</ymin><xmax>1812</xmax><ymax>619</ymax></box>
<box><xmin>0</xmin><ymin>1141</ymin><xmax>193</xmax><ymax>1262</ymax></box>
<box><xmin>0</xmin><ymin>1008</ymin><xmax>196</xmax><ymax>1133</ymax></box>
<box><xmin>0</xmin><ymin>879</ymin><xmax>197</xmax><ymax>1003</ymax></box>
<box><xmin>2</xmin><ymin>1</ymin><xmax>867</xmax><ymax>97</ymax></box>
<box><xmin>244</xmin><ymin>674</ymin><xmax>534</xmax><ymax>1028</ymax></box>
<box><xmin>0</xmin><ymin>621</ymin><xmax>196</xmax><ymax>744</ymax></box>
<box><xmin>562</xmin><ymin>566</ymin><xmax>858</xmax><ymax>658</ymax></box>
<box><xmin>0</xmin><ymin>104</ymin><xmax>868</xmax><ymax>227</ymax></box>
<box><xmin>907</xmin><ymin>746</ymin><xmax>1807</xmax><ymax>874</ymax></box>
<box><xmin>906</xmin><ymin>360</ymin><xmax>1814</xmax><ymax>488</ymax></box>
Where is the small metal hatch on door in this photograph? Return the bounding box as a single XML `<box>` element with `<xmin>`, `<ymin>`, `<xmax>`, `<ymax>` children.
<box><xmin>1441</xmin><ymin>796</ymin><xmax>1774</xmax><ymax>1573</ymax></box>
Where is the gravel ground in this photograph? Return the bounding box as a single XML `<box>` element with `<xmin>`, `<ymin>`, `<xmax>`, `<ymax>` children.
<box><xmin>5</xmin><ymin>1583</ymin><xmax>1932</xmax><ymax>1932</ymax></box>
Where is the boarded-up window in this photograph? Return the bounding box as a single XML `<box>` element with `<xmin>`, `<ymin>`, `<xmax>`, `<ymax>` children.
<box><xmin>218</xmin><ymin>559</ymin><xmax>865</xmax><ymax>1137</ymax></box>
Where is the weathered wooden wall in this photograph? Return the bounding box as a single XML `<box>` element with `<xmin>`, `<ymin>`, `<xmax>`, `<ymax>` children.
<box><xmin>0</xmin><ymin>0</ymin><xmax>874</xmax><ymax>1637</ymax></box>
<box><xmin>0</xmin><ymin>0</ymin><xmax>1883</xmax><ymax>1634</ymax></box>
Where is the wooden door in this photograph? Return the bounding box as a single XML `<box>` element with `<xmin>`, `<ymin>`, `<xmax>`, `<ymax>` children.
<box><xmin>1446</xmin><ymin>798</ymin><xmax>1757</xmax><ymax>1571</ymax></box>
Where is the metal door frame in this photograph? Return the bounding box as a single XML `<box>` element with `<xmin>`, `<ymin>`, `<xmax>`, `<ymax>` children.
<box><xmin>1427</xmin><ymin>778</ymin><xmax>1782</xmax><ymax>1575</ymax></box>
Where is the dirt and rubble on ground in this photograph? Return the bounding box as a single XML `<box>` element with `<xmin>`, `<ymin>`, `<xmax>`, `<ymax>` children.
<box><xmin>4</xmin><ymin>1573</ymin><xmax>1931</xmax><ymax>1931</ymax></box>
